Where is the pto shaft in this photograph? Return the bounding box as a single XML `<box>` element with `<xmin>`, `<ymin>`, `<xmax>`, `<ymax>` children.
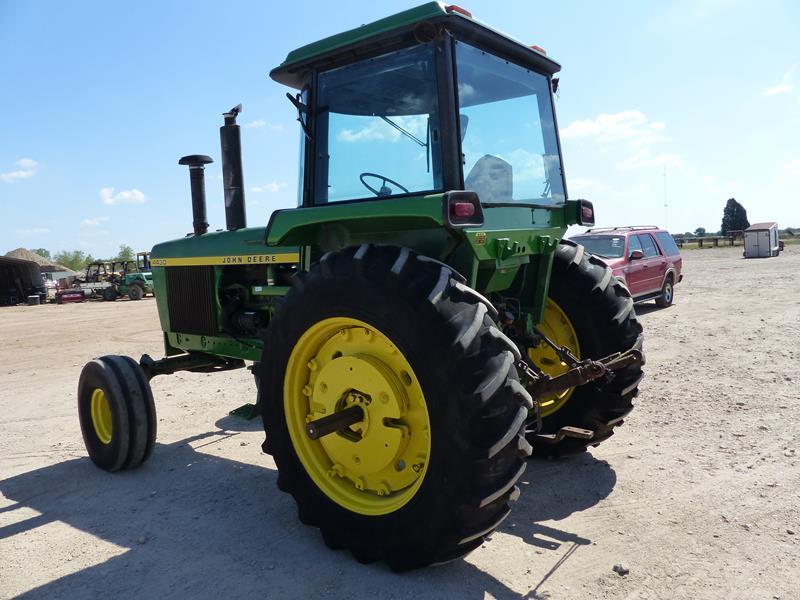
<box><xmin>306</xmin><ymin>406</ymin><xmax>364</xmax><ymax>440</ymax></box>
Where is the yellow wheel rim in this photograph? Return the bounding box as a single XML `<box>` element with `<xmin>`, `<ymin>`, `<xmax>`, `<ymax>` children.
<box><xmin>90</xmin><ymin>388</ymin><xmax>113</xmax><ymax>444</ymax></box>
<box><xmin>284</xmin><ymin>317</ymin><xmax>431</xmax><ymax>516</ymax></box>
<box><xmin>527</xmin><ymin>298</ymin><xmax>581</xmax><ymax>418</ymax></box>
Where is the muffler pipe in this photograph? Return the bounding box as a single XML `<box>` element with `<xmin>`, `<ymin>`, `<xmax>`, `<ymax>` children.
<box><xmin>220</xmin><ymin>104</ymin><xmax>247</xmax><ymax>231</ymax></box>
<box><xmin>178</xmin><ymin>154</ymin><xmax>213</xmax><ymax>236</ymax></box>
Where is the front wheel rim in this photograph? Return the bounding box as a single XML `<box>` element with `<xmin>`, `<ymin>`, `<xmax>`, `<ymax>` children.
<box><xmin>284</xmin><ymin>317</ymin><xmax>431</xmax><ymax>516</ymax></box>
<box><xmin>90</xmin><ymin>388</ymin><xmax>113</xmax><ymax>444</ymax></box>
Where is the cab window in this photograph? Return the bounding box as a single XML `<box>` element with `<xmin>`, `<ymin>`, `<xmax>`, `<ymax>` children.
<box><xmin>314</xmin><ymin>43</ymin><xmax>443</xmax><ymax>203</ymax></box>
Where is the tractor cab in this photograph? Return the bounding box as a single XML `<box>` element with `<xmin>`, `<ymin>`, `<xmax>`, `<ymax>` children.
<box><xmin>271</xmin><ymin>3</ymin><xmax>566</xmax><ymax>210</ymax></box>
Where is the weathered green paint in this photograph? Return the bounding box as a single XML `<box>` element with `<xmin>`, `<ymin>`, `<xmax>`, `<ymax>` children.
<box><xmin>152</xmin><ymin>226</ymin><xmax>295</xmax><ymax>259</ymax></box>
<box><xmin>166</xmin><ymin>331</ymin><xmax>262</xmax><ymax>362</ymax></box>
<box><xmin>265</xmin><ymin>194</ymin><xmax>446</xmax><ymax>246</ymax></box>
<box><xmin>272</xmin><ymin>3</ymin><xmax>452</xmax><ymax>86</ymax></box>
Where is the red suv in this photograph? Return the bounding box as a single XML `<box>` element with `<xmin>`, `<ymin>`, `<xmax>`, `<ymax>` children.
<box><xmin>570</xmin><ymin>226</ymin><xmax>683</xmax><ymax>307</ymax></box>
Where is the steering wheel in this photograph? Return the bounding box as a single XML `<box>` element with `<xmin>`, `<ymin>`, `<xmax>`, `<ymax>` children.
<box><xmin>359</xmin><ymin>172</ymin><xmax>409</xmax><ymax>197</ymax></box>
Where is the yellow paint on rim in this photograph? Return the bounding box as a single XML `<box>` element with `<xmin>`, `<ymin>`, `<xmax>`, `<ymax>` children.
<box><xmin>528</xmin><ymin>298</ymin><xmax>581</xmax><ymax>418</ymax></box>
<box><xmin>284</xmin><ymin>317</ymin><xmax>431</xmax><ymax>516</ymax></box>
<box><xmin>90</xmin><ymin>388</ymin><xmax>113</xmax><ymax>444</ymax></box>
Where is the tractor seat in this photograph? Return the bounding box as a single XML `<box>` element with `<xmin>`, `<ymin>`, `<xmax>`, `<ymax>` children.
<box><xmin>464</xmin><ymin>155</ymin><xmax>513</xmax><ymax>203</ymax></box>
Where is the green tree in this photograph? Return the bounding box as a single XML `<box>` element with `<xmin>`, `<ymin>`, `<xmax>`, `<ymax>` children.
<box><xmin>694</xmin><ymin>227</ymin><xmax>706</xmax><ymax>237</ymax></box>
<box><xmin>53</xmin><ymin>250</ymin><xmax>89</xmax><ymax>271</ymax></box>
<box><xmin>115</xmin><ymin>244</ymin><xmax>135</xmax><ymax>262</ymax></box>
<box><xmin>721</xmin><ymin>198</ymin><xmax>750</xmax><ymax>235</ymax></box>
<box><xmin>31</xmin><ymin>248</ymin><xmax>51</xmax><ymax>259</ymax></box>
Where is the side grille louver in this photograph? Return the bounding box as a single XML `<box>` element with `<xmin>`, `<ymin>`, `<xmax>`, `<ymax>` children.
<box><xmin>166</xmin><ymin>266</ymin><xmax>215</xmax><ymax>335</ymax></box>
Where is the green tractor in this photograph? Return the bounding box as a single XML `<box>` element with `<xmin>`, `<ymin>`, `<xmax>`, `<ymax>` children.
<box><xmin>77</xmin><ymin>3</ymin><xmax>643</xmax><ymax>570</ymax></box>
<box><xmin>103</xmin><ymin>253</ymin><xmax>155</xmax><ymax>301</ymax></box>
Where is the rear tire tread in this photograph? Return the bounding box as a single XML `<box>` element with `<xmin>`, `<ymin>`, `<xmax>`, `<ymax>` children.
<box><xmin>259</xmin><ymin>244</ymin><xmax>530</xmax><ymax>570</ymax></box>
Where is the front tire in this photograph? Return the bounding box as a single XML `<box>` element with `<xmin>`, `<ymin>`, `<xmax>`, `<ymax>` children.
<box><xmin>127</xmin><ymin>283</ymin><xmax>144</xmax><ymax>301</ymax></box>
<box><xmin>527</xmin><ymin>240</ymin><xmax>644</xmax><ymax>457</ymax></box>
<box><xmin>258</xmin><ymin>245</ymin><xmax>532</xmax><ymax>570</ymax></box>
<box><xmin>102</xmin><ymin>286</ymin><xmax>118</xmax><ymax>302</ymax></box>
<box><xmin>77</xmin><ymin>355</ymin><xmax>156</xmax><ymax>471</ymax></box>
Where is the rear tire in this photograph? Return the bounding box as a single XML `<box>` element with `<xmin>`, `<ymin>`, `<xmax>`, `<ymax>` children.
<box><xmin>102</xmin><ymin>286</ymin><xmax>118</xmax><ymax>302</ymax></box>
<box><xmin>528</xmin><ymin>240</ymin><xmax>644</xmax><ymax>457</ymax></box>
<box><xmin>258</xmin><ymin>245</ymin><xmax>532</xmax><ymax>570</ymax></box>
<box><xmin>655</xmin><ymin>275</ymin><xmax>674</xmax><ymax>308</ymax></box>
<box><xmin>77</xmin><ymin>355</ymin><xmax>156</xmax><ymax>471</ymax></box>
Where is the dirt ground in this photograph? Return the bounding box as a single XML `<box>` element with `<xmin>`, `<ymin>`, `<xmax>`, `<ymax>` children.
<box><xmin>1</xmin><ymin>245</ymin><xmax>798</xmax><ymax>600</ymax></box>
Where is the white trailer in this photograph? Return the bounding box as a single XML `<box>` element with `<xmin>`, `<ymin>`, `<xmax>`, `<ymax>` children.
<box><xmin>743</xmin><ymin>222</ymin><xmax>780</xmax><ymax>258</ymax></box>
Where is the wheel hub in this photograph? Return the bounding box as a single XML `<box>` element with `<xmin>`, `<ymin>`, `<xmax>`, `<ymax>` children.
<box><xmin>284</xmin><ymin>318</ymin><xmax>431</xmax><ymax>515</ymax></box>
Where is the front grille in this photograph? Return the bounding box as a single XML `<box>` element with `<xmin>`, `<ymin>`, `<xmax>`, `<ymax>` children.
<box><xmin>166</xmin><ymin>266</ymin><xmax>215</xmax><ymax>335</ymax></box>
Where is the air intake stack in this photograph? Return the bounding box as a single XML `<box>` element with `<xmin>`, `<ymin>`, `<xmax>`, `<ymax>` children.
<box><xmin>220</xmin><ymin>104</ymin><xmax>247</xmax><ymax>231</ymax></box>
<box><xmin>178</xmin><ymin>154</ymin><xmax>213</xmax><ymax>236</ymax></box>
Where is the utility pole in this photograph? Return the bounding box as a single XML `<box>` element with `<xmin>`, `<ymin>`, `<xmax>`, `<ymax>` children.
<box><xmin>663</xmin><ymin>164</ymin><xmax>668</xmax><ymax>232</ymax></box>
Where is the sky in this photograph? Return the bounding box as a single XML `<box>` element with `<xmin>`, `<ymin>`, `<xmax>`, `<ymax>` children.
<box><xmin>1</xmin><ymin>0</ymin><xmax>799</xmax><ymax>258</ymax></box>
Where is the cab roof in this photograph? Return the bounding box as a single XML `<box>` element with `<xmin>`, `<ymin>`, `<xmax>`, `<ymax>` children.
<box><xmin>270</xmin><ymin>2</ymin><xmax>561</xmax><ymax>89</ymax></box>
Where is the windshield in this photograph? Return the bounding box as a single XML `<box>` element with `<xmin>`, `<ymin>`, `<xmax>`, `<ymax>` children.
<box><xmin>571</xmin><ymin>235</ymin><xmax>626</xmax><ymax>259</ymax></box>
<box><xmin>455</xmin><ymin>41</ymin><xmax>565</xmax><ymax>205</ymax></box>
<box><xmin>314</xmin><ymin>43</ymin><xmax>443</xmax><ymax>203</ymax></box>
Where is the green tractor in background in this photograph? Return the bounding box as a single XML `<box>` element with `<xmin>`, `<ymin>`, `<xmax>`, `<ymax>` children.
<box><xmin>104</xmin><ymin>252</ymin><xmax>154</xmax><ymax>301</ymax></box>
<box><xmin>77</xmin><ymin>4</ymin><xmax>643</xmax><ymax>570</ymax></box>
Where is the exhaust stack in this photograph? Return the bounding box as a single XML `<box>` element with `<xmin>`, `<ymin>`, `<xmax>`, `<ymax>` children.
<box><xmin>220</xmin><ymin>104</ymin><xmax>247</xmax><ymax>231</ymax></box>
<box><xmin>178</xmin><ymin>154</ymin><xmax>214</xmax><ymax>236</ymax></box>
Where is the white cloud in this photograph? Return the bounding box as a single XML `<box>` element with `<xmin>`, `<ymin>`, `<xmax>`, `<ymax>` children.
<box><xmin>1</xmin><ymin>169</ymin><xmax>36</xmax><ymax>183</ymax></box>
<box><xmin>762</xmin><ymin>65</ymin><xmax>796</xmax><ymax>97</ymax></box>
<box><xmin>561</xmin><ymin>110</ymin><xmax>668</xmax><ymax>147</ymax></box>
<box><xmin>16</xmin><ymin>158</ymin><xmax>38</xmax><ymax>169</ymax></box>
<box><xmin>499</xmin><ymin>148</ymin><xmax>546</xmax><ymax>182</ymax></box>
<box><xmin>338</xmin><ymin>116</ymin><xmax>426</xmax><ymax>144</ymax></box>
<box><xmin>250</xmin><ymin>181</ymin><xmax>287</xmax><ymax>193</ymax></box>
<box><xmin>780</xmin><ymin>157</ymin><xmax>800</xmax><ymax>181</ymax></box>
<box><xmin>568</xmin><ymin>177</ymin><xmax>605</xmax><ymax>195</ymax></box>
<box><xmin>100</xmin><ymin>187</ymin><xmax>147</xmax><ymax>205</ymax></box>
<box><xmin>82</xmin><ymin>216</ymin><xmax>110</xmax><ymax>226</ymax></box>
<box><xmin>458</xmin><ymin>83</ymin><xmax>476</xmax><ymax>99</ymax></box>
<box><xmin>763</xmin><ymin>83</ymin><xmax>793</xmax><ymax>97</ymax></box>
<box><xmin>1</xmin><ymin>157</ymin><xmax>39</xmax><ymax>183</ymax></box>
<box><xmin>244</xmin><ymin>119</ymin><xmax>283</xmax><ymax>131</ymax></box>
<box><xmin>616</xmin><ymin>149</ymin><xmax>683</xmax><ymax>170</ymax></box>
<box><xmin>16</xmin><ymin>227</ymin><xmax>50</xmax><ymax>235</ymax></box>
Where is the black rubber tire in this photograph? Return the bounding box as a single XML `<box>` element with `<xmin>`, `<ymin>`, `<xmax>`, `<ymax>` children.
<box><xmin>655</xmin><ymin>275</ymin><xmax>674</xmax><ymax>308</ymax></box>
<box><xmin>528</xmin><ymin>240</ymin><xmax>644</xmax><ymax>457</ymax></box>
<box><xmin>77</xmin><ymin>355</ymin><xmax>157</xmax><ymax>471</ymax></box>
<box><xmin>258</xmin><ymin>245</ymin><xmax>532</xmax><ymax>571</ymax></box>
<box><xmin>102</xmin><ymin>286</ymin><xmax>117</xmax><ymax>302</ymax></box>
<box><xmin>127</xmin><ymin>284</ymin><xmax>144</xmax><ymax>301</ymax></box>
